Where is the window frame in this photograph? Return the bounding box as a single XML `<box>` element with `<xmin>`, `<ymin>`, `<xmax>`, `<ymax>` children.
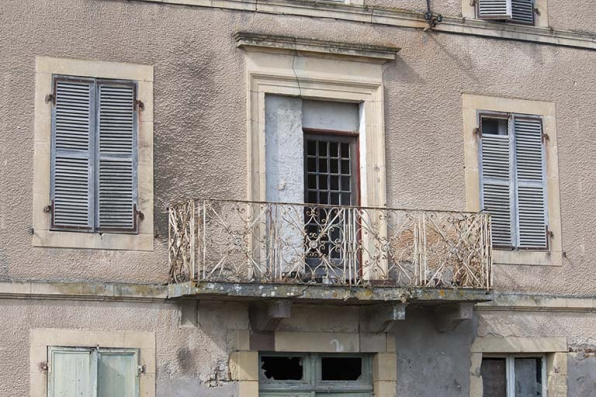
<box><xmin>50</xmin><ymin>75</ymin><xmax>140</xmax><ymax>234</ymax></box>
<box><xmin>478</xmin><ymin>111</ymin><xmax>549</xmax><ymax>251</ymax></box>
<box><xmin>47</xmin><ymin>345</ymin><xmax>141</xmax><ymax>397</ymax></box>
<box><xmin>481</xmin><ymin>354</ymin><xmax>547</xmax><ymax>397</ymax></box>
<box><xmin>259</xmin><ymin>352</ymin><xmax>373</xmax><ymax>394</ymax></box>
<box><xmin>33</xmin><ymin>56</ymin><xmax>154</xmax><ymax>251</ymax></box>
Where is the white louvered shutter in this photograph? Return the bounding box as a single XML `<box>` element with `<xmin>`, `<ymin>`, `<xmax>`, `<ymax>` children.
<box><xmin>511</xmin><ymin>0</ymin><xmax>534</xmax><ymax>24</ymax></box>
<box><xmin>51</xmin><ymin>79</ymin><xmax>94</xmax><ymax>230</ymax></box>
<box><xmin>97</xmin><ymin>82</ymin><xmax>137</xmax><ymax>232</ymax></box>
<box><xmin>514</xmin><ymin>116</ymin><xmax>547</xmax><ymax>248</ymax></box>
<box><xmin>480</xmin><ymin>122</ymin><xmax>513</xmax><ymax>248</ymax></box>
<box><xmin>477</xmin><ymin>0</ymin><xmax>513</xmax><ymax>19</ymax></box>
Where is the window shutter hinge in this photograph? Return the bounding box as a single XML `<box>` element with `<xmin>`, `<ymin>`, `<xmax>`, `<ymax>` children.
<box><xmin>135</xmin><ymin>207</ymin><xmax>145</xmax><ymax>221</ymax></box>
<box><xmin>470</xmin><ymin>0</ymin><xmax>476</xmax><ymax>6</ymax></box>
<box><xmin>542</xmin><ymin>133</ymin><xmax>550</xmax><ymax>142</ymax></box>
<box><xmin>535</xmin><ymin>7</ymin><xmax>541</xmax><ymax>16</ymax></box>
<box><xmin>135</xmin><ymin>99</ymin><xmax>145</xmax><ymax>111</ymax></box>
<box><xmin>138</xmin><ymin>364</ymin><xmax>146</xmax><ymax>374</ymax></box>
<box><xmin>473</xmin><ymin>127</ymin><xmax>481</xmax><ymax>137</ymax></box>
<box><xmin>39</xmin><ymin>362</ymin><xmax>48</xmax><ymax>371</ymax></box>
<box><xmin>43</xmin><ymin>204</ymin><xmax>52</xmax><ymax>213</ymax></box>
<box><xmin>45</xmin><ymin>94</ymin><xmax>54</xmax><ymax>104</ymax></box>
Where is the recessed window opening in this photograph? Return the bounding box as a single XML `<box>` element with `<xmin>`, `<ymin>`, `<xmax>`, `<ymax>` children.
<box><xmin>261</xmin><ymin>356</ymin><xmax>303</xmax><ymax>381</ymax></box>
<box><xmin>321</xmin><ymin>357</ymin><xmax>362</xmax><ymax>381</ymax></box>
<box><xmin>481</xmin><ymin>355</ymin><xmax>545</xmax><ymax>397</ymax></box>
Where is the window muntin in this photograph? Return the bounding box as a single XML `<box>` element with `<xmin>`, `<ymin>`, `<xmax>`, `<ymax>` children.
<box><xmin>481</xmin><ymin>355</ymin><xmax>545</xmax><ymax>397</ymax></box>
<box><xmin>304</xmin><ymin>133</ymin><xmax>359</xmax><ymax>274</ymax></box>
<box><xmin>259</xmin><ymin>353</ymin><xmax>372</xmax><ymax>395</ymax></box>
<box><xmin>48</xmin><ymin>346</ymin><xmax>140</xmax><ymax>397</ymax></box>
<box><xmin>479</xmin><ymin>112</ymin><xmax>548</xmax><ymax>250</ymax></box>
<box><xmin>50</xmin><ymin>75</ymin><xmax>138</xmax><ymax>234</ymax></box>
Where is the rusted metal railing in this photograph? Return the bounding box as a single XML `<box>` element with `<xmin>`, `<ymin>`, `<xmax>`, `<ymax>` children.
<box><xmin>169</xmin><ymin>199</ymin><xmax>492</xmax><ymax>289</ymax></box>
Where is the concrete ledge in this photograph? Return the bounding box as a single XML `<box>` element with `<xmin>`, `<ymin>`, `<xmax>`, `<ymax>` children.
<box><xmin>478</xmin><ymin>293</ymin><xmax>596</xmax><ymax>313</ymax></box>
<box><xmin>0</xmin><ymin>280</ymin><xmax>168</xmax><ymax>302</ymax></box>
<box><xmin>234</xmin><ymin>32</ymin><xmax>400</xmax><ymax>62</ymax></box>
<box><xmin>131</xmin><ymin>0</ymin><xmax>596</xmax><ymax>51</ymax></box>
<box><xmin>167</xmin><ymin>281</ymin><xmax>492</xmax><ymax>304</ymax></box>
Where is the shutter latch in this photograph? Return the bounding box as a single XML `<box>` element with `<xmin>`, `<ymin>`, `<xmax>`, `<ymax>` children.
<box><xmin>45</xmin><ymin>94</ymin><xmax>54</xmax><ymax>104</ymax></box>
<box><xmin>542</xmin><ymin>133</ymin><xmax>550</xmax><ymax>142</ymax></box>
<box><xmin>135</xmin><ymin>99</ymin><xmax>145</xmax><ymax>111</ymax></box>
<box><xmin>43</xmin><ymin>204</ymin><xmax>53</xmax><ymax>213</ymax></box>
<box><xmin>39</xmin><ymin>362</ymin><xmax>48</xmax><ymax>371</ymax></box>
<box><xmin>473</xmin><ymin>127</ymin><xmax>481</xmax><ymax>137</ymax></box>
<box><xmin>138</xmin><ymin>364</ymin><xmax>146</xmax><ymax>374</ymax></box>
<box><xmin>469</xmin><ymin>0</ymin><xmax>476</xmax><ymax>6</ymax></box>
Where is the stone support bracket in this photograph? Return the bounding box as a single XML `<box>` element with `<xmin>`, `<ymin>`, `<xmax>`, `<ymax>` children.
<box><xmin>434</xmin><ymin>302</ymin><xmax>475</xmax><ymax>333</ymax></box>
<box><xmin>249</xmin><ymin>300</ymin><xmax>292</xmax><ymax>332</ymax></box>
<box><xmin>360</xmin><ymin>303</ymin><xmax>407</xmax><ymax>333</ymax></box>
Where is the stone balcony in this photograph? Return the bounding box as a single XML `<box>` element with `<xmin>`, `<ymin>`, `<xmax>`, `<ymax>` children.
<box><xmin>167</xmin><ymin>199</ymin><xmax>493</xmax><ymax>331</ymax></box>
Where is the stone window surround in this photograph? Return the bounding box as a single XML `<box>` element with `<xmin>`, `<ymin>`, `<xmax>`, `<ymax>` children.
<box><xmin>245</xmin><ymin>49</ymin><xmax>387</xmax><ymax>209</ymax></box>
<box><xmin>462</xmin><ymin>0</ymin><xmax>549</xmax><ymax>28</ymax></box>
<box><xmin>230</xmin><ymin>331</ymin><xmax>397</xmax><ymax>396</ymax></box>
<box><xmin>32</xmin><ymin>56</ymin><xmax>154</xmax><ymax>251</ymax></box>
<box><xmin>30</xmin><ymin>328</ymin><xmax>156</xmax><ymax>397</ymax></box>
<box><xmin>469</xmin><ymin>336</ymin><xmax>568</xmax><ymax>397</ymax></box>
<box><xmin>462</xmin><ymin>94</ymin><xmax>562</xmax><ymax>267</ymax></box>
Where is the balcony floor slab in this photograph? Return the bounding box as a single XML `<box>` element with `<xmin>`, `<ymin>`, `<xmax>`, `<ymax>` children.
<box><xmin>167</xmin><ymin>281</ymin><xmax>492</xmax><ymax>305</ymax></box>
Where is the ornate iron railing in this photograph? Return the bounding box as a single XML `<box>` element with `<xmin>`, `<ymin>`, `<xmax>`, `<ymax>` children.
<box><xmin>168</xmin><ymin>199</ymin><xmax>492</xmax><ymax>289</ymax></box>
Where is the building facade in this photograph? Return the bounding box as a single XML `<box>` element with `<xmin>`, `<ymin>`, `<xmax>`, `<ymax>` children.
<box><xmin>1</xmin><ymin>0</ymin><xmax>596</xmax><ymax>395</ymax></box>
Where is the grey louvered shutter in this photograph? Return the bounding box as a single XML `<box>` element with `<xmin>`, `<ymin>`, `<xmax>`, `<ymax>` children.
<box><xmin>480</xmin><ymin>118</ymin><xmax>513</xmax><ymax>248</ymax></box>
<box><xmin>511</xmin><ymin>0</ymin><xmax>534</xmax><ymax>24</ymax></box>
<box><xmin>477</xmin><ymin>0</ymin><xmax>512</xmax><ymax>20</ymax></box>
<box><xmin>51</xmin><ymin>78</ymin><xmax>94</xmax><ymax>230</ymax></box>
<box><xmin>514</xmin><ymin>116</ymin><xmax>547</xmax><ymax>248</ymax></box>
<box><xmin>96</xmin><ymin>82</ymin><xmax>138</xmax><ymax>232</ymax></box>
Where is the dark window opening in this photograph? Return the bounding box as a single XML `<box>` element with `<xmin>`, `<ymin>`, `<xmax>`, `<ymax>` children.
<box><xmin>514</xmin><ymin>358</ymin><xmax>543</xmax><ymax>397</ymax></box>
<box><xmin>481</xmin><ymin>358</ymin><xmax>507</xmax><ymax>397</ymax></box>
<box><xmin>261</xmin><ymin>356</ymin><xmax>303</xmax><ymax>381</ymax></box>
<box><xmin>481</xmin><ymin>117</ymin><xmax>508</xmax><ymax>136</ymax></box>
<box><xmin>321</xmin><ymin>357</ymin><xmax>362</xmax><ymax>381</ymax></box>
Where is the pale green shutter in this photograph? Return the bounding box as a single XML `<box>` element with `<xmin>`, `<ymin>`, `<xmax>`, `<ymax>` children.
<box><xmin>51</xmin><ymin>78</ymin><xmax>95</xmax><ymax>231</ymax></box>
<box><xmin>477</xmin><ymin>0</ymin><xmax>512</xmax><ymax>19</ymax></box>
<box><xmin>513</xmin><ymin>116</ymin><xmax>548</xmax><ymax>249</ymax></box>
<box><xmin>511</xmin><ymin>0</ymin><xmax>534</xmax><ymax>24</ymax></box>
<box><xmin>48</xmin><ymin>347</ymin><xmax>96</xmax><ymax>397</ymax></box>
<box><xmin>97</xmin><ymin>349</ymin><xmax>139</xmax><ymax>397</ymax></box>
<box><xmin>96</xmin><ymin>82</ymin><xmax>138</xmax><ymax>232</ymax></box>
<box><xmin>480</xmin><ymin>117</ymin><xmax>513</xmax><ymax>248</ymax></box>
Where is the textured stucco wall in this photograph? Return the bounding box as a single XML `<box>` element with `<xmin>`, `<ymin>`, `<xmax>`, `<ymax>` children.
<box><xmin>0</xmin><ymin>298</ymin><xmax>249</xmax><ymax>397</ymax></box>
<box><xmin>478</xmin><ymin>311</ymin><xmax>596</xmax><ymax>349</ymax></box>
<box><xmin>568</xmin><ymin>353</ymin><xmax>596</xmax><ymax>397</ymax></box>
<box><xmin>1</xmin><ymin>0</ymin><xmax>596</xmax><ymax>294</ymax></box>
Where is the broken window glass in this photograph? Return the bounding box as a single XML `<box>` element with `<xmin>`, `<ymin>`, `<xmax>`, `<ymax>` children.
<box><xmin>321</xmin><ymin>357</ymin><xmax>362</xmax><ymax>381</ymax></box>
<box><xmin>261</xmin><ymin>356</ymin><xmax>303</xmax><ymax>381</ymax></box>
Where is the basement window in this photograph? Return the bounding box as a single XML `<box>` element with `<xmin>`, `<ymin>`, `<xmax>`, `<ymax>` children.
<box><xmin>481</xmin><ymin>355</ymin><xmax>546</xmax><ymax>397</ymax></box>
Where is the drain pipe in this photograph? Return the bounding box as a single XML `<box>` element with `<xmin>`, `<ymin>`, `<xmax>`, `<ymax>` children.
<box><xmin>424</xmin><ymin>0</ymin><xmax>443</xmax><ymax>29</ymax></box>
